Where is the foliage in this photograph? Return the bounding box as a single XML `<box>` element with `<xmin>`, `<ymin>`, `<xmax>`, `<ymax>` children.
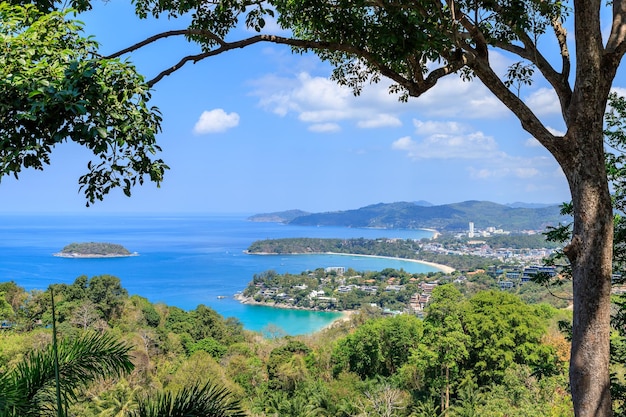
<box><xmin>248</xmin><ymin>237</ymin><xmax>491</xmax><ymax>271</ymax></box>
<box><xmin>0</xmin><ymin>4</ymin><xmax>167</xmax><ymax>204</ymax></box>
<box><xmin>332</xmin><ymin>315</ymin><xmax>423</xmax><ymax>379</ymax></box>
<box><xmin>57</xmin><ymin>242</ymin><xmax>131</xmax><ymax>256</ymax></box>
<box><xmin>130</xmin><ymin>381</ymin><xmax>246</xmax><ymax>417</ymax></box>
<box><xmin>0</xmin><ymin>278</ymin><xmax>571</xmax><ymax>416</ymax></box>
<box><xmin>285</xmin><ymin>201</ymin><xmax>564</xmax><ymax>232</ymax></box>
<box><xmin>0</xmin><ymin>332</ymin><xmax>134</xmax><ymax>417</ymax></box>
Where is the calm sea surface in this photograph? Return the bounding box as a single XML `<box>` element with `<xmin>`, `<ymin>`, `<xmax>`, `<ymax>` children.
<box><xmin>0</xmin><ymin>214</ymin><xmax>436</xmax><ymax>335</ymax></box>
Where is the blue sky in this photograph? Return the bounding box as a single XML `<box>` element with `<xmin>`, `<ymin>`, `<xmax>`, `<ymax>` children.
<box><xmin>1</xmin><ymin>1</ymin><xmax>624</xmax><ymax>214</ymax></box>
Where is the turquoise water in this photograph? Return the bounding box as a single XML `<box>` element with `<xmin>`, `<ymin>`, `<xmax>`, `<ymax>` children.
<box><xmin>0</xmin><ymin>214</ymin><xmax>437</xmax><ymax>334</ymax></box>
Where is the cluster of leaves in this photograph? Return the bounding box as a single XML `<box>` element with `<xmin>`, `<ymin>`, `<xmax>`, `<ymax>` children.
<box><xmin>0</xmin><ymin>4</ymin><xmax>167</xmax><ymax>204</ymax></box>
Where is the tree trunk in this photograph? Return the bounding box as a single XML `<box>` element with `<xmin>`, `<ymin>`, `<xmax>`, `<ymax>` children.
<box><xmin>560</xmin><ymin>123</ymin><xmax>614</xmax><ymax>416</ymax></box>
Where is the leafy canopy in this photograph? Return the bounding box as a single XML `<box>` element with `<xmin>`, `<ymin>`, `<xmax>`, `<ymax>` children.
<box><xmin>0</xmin><ymin>4</ymin><xmax>167</xmax><ymax>205</ymax></box>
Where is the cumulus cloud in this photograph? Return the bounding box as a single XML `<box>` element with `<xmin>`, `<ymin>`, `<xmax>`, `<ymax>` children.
<box><xmin>250</xmin><ymin>68</ymin><xmax>512</xmax><ymax>132</ymax></box>
<box><xmin>251</xmin><ymin>72</ymin><xmax>407</xmax><ymax>131</ymax></box>
<box><xmin>413</xmin><ymin>76</ymin><xmax>509</xmax><ymax>119</ymax></box>
<box><xmin>392</xmin><ymin>120</ymin><xmax>499</xmax><ymax>160</ymax></box>
<box><xmin>193</xmin><ymin>109</ymin><xmax>240</xmax><ymax>134</ymax></box>
<box><xmin>524</xmin><ymin>88</ymin><xmax>561</xmax><ymax>116</ymax></box>
<box><xmin>393</xmin><ymin>118</ymin><xmax>560</xmax><ymax>181</ymax></box>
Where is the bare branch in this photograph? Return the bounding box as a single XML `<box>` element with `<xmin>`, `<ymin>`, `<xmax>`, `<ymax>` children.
<box><xmin>552</xmin><ymin>17</ymin><xmax>571</xmax><ymax>82</ymax></box>
<box><xmin>105</xmin><ymin>30</ymin><xmax>217</xmax><ymax>59</ymax></box>
<box><xmin>142</xmin><ymin>31</ymin><xmax>463</xmax><ymax>97</ymax></box>
<box><xmin>605</xmin><ymin>0</ymin><xmax>626</xmax><ymax>65</ymax></box>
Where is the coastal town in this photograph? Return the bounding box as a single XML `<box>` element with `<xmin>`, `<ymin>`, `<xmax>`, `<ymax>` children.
<box><xmin>239</xmin><ymin>221</ymin><xmax>564</xmax><ymax>314</ymax></box>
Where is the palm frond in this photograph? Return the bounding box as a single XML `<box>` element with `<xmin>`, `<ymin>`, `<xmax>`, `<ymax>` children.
<box><xmin>4</xmin><ymin>332</ymin><xmax>133</xmax><ymax>416</ymax></box>
<box><xmin>132</xmin><ymin>381</ymin><xmax>246</xmax><ymax>417</ymax></box>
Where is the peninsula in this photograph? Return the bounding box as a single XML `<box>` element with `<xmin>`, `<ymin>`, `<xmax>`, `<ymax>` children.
<box><xmin>54</xmin><ymin>242</ymin><xmax>137</xmax><ymax>258</ymax></box>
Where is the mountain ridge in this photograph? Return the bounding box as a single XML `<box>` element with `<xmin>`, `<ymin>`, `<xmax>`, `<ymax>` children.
<box><xmin>248</xmin><ymin>201</ymin><xmax>566</xmax><ymax>232</ymax></box>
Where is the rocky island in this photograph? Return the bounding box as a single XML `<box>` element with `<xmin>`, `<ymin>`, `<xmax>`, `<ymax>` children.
<box><xmin>54</xmin><ymin>242</ymin><xmax>137</xmax><ymax>258</ymax></box>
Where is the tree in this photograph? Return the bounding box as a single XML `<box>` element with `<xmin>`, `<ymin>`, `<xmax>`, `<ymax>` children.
<box><xmin>541</xmin><ymin>93</ymin><xmax>626</xmax><ymax>415</ymax></box>
<box><xmin>420</xmin><ymin>284</ymin><xmax>470</xmax><ymax>414</ymax></box>
<box><xmin>332</xmin><ymin>315</ymin><xmax>423</xmax><ymax>379</ymax></box>
<box><xmin>0</xmin><ymin>3</ymin><xmax>167</xmax><ymax>204</ymax></box>
<box><xmin>117</xmin><ymin>1</ymin><xmax>619</xmax><ymax>413</ymax></box>
<box><xmin>0</xmin><ymin>332</ymin><xmax>134</xmax><ymax>417</ymax></box>
<box><xmin>130</xmin><ymin>381</ymin><xmax>246</xmax><ymax>417</ymax></box>
<box><xmin>4</xmin><ymin>0</ymin><xmax>625</xmax><ymax>414</ymax></box>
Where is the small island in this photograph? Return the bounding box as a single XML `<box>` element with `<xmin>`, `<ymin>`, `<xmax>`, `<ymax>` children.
<box><xmin>54</xmin><ymin>242</ymin><xmax>137</xmax><ymax>258</ymax></box>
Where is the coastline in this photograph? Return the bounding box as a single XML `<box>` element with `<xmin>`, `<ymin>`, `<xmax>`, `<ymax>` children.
<box><xmin>247</xmin><ymin>251</ymin><xmax>455</xmax><ymax>274</ymax></box>
<box><xmin>420</xmin><ymin>227</ymin><xmax>441</xmax><ymax>239</ymax></box>
<box><xmin>234</xmin><ymin>293</ymin><xmax>356</xmax><ymax>332</ymax></box>
<box><xmin>323</xmin><ymin>252</ymin><xmax>455</xmax><ymax>273</ymax></box>
<box><xmin>53</xmin><ymin>252</ymin><xmax>139</xmax><ymax>259</ymax></box>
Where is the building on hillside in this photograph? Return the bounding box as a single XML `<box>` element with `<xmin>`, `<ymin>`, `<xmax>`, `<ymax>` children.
<box><xmin>325</xmin><ymin>266</ymin><xmax>345</xmax><ymax>275</ymax></box>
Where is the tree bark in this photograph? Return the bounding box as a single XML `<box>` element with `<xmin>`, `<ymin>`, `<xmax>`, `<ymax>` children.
<box><xmin>560</xmin><ymin>123</ymin><xmax>614</xmax><ymax>417</ymax></box>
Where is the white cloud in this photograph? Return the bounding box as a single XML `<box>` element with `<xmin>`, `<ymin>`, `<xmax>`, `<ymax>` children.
<box><xmin>193</xmin><ymin>109</ymin><xmax>240</xmax><ymax>134</ymax></box>
<box><xmin>393</xmin><ymin>119</ymin><xmax>560</xmax><ymax>182</ymax></box>
<box><xmin>357</xmin><ymin>114</ymin><xmax>402</xmax><ymax>128</ymax></box>
<box><xmin>525</xmin><ymin>137</ymin><xmax>541</xmax><ymax>147</ymax></box>
<box><xmin>392</xmin><ymin>121</ymin><xmax>499</xmax><ymax>160</ymax></box>
<box><xmin>414</xmin><ymin>76</ymin><xmax>509</xmax><ymax>119</ymax></box>
<box><xmin>467</xmin><ymin>164</ymin><xmax>541</xmax><ymax>180</ymax></box>
<box><xmin>525</xmin><ymin>88</ymin><xmax>561</xmax><ymax>116</ymax></box>
<box><xmin>250</xmin><ymin>67</ymin><xmax>513</xmax><ymax>132</ymax></box>
<box><xmin>612</xmin><ymin>86</ymin><xmax>626</xmax><ymax>97</ymax></box>
<box><xmin>309</xmin><ymin>123</ymin><xmax>341</xmax><ymax>133</ymax></box>
<box><xmin>413</xmin><ymin>120</ymin><xmax>467</xmax><ymax>136</ymax></box>
<box><xmin>251</xmin><ymin>72</ymin><xmax>407</xmax><ymax>130</ymax></box>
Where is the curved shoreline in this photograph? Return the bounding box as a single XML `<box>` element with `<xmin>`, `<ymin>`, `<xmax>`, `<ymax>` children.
<box><xmin>247</xmin><ymin>251</ymin><xmax>455</xmax><ymax>274</ymax></box>
<box><xmin>234</xmin><ymin>293</ymin><xmax>355</xmax><ymax>332</ymax></box>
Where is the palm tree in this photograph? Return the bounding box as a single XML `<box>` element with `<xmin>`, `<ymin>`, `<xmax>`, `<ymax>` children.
<box><xmin>130</xmin><ymin>381</ymin><xmax>246</xmax><ymax>417</ymax></box>
<box><xmin>0</xmin><ymin>332</ymin><xmax>134</xmax><ymax>417</ymax></box>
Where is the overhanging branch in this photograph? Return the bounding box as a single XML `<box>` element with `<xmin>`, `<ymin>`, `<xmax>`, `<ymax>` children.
<box><xmin>127</xmin><ymin>31</ymin><xmax>461</xmax><ymax>95</ymax></box>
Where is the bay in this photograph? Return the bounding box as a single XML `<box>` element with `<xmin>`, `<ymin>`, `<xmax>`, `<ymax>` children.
<box><xmin>0</xmin><ymin>213</ymin><xmax>437</xmax><ymax>335</ymax></box>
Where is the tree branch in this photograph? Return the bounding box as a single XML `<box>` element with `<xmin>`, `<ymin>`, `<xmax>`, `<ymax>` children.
<box><xmin>470</xmin><ymin>56</ymin><xmax>561</xmax><ymax>156</ymax></box>
<box><xmin>495</xmin><ymin>28</ymin><xmax>572</xmax><ymax>124</ymax></box>
<box><xmin>105</xmin><ymin>30</ymin><xmax>218</xmax><ymax>59</ymax></box>
<box><xmin>552</xmin><ymin>17</ymin><xmax>571</xmax><ymax>83</ymax></box>
<box><xmin>139</xmin><ymin>31</ymin><xmax>463</xmax><ymax>97</ymax></box>
<box><xmin>605</xmin><ymin>0</ymin><xmax>626</xmax><ymax>65</ymax></box>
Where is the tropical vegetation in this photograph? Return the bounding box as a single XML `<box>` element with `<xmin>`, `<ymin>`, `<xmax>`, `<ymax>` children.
<box><xmin>0</xmin><ymin>273</ymin><xmax>580</xmax><ymax>416</ymax></box>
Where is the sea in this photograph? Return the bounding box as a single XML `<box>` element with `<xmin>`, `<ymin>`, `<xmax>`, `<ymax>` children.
<box><xmin>0</xmin><ymin>213</ymin><xmax>437</xmax><ymax>335</ymax></box>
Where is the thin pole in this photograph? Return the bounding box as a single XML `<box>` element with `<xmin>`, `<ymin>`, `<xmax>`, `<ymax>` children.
<box><xmin>51</xmin><ymin>287</ymin><xmax>63</xmax><ymax>417</ymax></box>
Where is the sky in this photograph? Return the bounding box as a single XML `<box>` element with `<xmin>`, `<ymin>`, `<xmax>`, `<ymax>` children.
<box><xmin>1</xmin><ymin>1</ymin><xmax>625</xmax><ymax>214</ymax></box>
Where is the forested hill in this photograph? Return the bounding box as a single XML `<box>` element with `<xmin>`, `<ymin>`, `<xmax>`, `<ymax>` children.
<box><xmin>248</xmin><ymin>201</ymin><xmax>565</xmax><ymax>232</ymax></box>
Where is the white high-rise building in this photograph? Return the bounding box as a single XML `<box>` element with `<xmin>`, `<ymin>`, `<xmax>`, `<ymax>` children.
<box><xmin>469</xmin><ymin>222</ymin><xmax>475</xmax><ymax>238</ymax></box>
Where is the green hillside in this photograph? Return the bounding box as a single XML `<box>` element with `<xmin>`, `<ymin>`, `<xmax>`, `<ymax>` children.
<box><xmin>277</xmin><ymin>201</ymin><xmax>565</xmax><ymax>231</ymax></box>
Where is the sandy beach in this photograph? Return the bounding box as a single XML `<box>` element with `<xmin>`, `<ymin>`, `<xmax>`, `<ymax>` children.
<box><xmin>322</xmin><ymin>252</ymin><xmax>455</xmax><ymax>274</ymax></box>
<box><xmin>247</xmin><ymin>251</ymin><xmax>455</xmax><ymax>273</ymax></box>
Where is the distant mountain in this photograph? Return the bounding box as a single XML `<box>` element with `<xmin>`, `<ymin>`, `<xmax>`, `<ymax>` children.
<box><xmin>412</xmin><ymin>200</ymin><xmax>434</xmax><ymax>207</ymax></box>
<box><xmin>251</xmin><ymin>201</ymin><xmax>566</xmax><ymax>232</ymax></box>
<box><xmin>247</xmin><ymin>209</ymin><xmax>310</xmax><ymax>223</ymax></box>
<box><xmin>506</xmin><ymin>202</ymin><xmax>562</xmax><ymax>209</ymax></box>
